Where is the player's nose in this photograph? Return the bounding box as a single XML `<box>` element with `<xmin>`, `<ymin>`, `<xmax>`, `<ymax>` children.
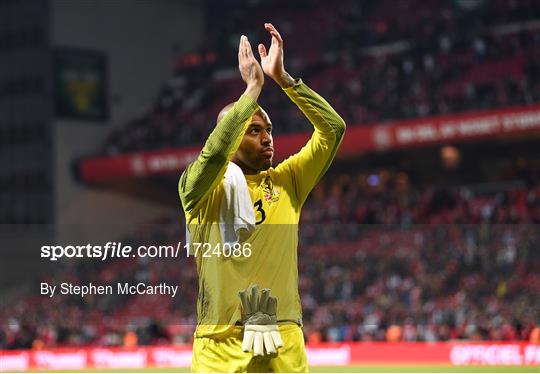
<box><xmin>261</xmin><ymin>132</ymin><xmax>271</xmax><ymax>145</ymax></box>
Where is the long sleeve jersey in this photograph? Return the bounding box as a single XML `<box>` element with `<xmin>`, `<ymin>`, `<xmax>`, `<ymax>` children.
<box><xmin>179</xmin><ymin>79</ymin><xmax>345</xmax><ymax>338</ymax></box>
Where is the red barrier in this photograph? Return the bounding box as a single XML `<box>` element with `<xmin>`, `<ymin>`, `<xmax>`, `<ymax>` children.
<box><xmin>1</xmin><ymin>342</ymin><xmax>539</xmax><ymax>371</ymax></box>
<box><xmin>77</xmin><ymin>104</ymin><xmax>540</xmax><ymax>183</ymax></box>
<box><xmin>347</xmin><ymin>342</ymin><xmax>540</xmax><ymax>366</ymax></box>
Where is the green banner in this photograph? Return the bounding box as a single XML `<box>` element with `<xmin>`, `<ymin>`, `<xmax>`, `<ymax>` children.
<box><xmin>54</xmin><ymin>48</ymin><xmax>108</xmax><ymax>120</ymax></box>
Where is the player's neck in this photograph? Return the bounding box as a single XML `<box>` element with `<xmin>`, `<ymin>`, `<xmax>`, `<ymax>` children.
<box><xmin>230</xmin><ymin>158</ymin><xmax>258</xmax><ymax>175</ymax></box>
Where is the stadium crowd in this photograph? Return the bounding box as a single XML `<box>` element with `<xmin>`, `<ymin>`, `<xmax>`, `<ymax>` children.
<box><xmin>2</xmin><ymin>0</ymin><xmax>540</xmax><ymax>351</ymax></box>
<box><xmin>2</xmin><ymin>172</ymin><xmax>539</xmax><ymax>348</ymax></box>
<box><xmin>101</xmin><ymin>0</ymin><xmax>540</xmax><ymax>154</ymax></box>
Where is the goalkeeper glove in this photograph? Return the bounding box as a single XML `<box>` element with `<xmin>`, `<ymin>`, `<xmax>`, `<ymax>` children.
<box><xmin>238</xmin><ymin>285</ymin><xmax>284</xmax><ymax>356</ymax></box>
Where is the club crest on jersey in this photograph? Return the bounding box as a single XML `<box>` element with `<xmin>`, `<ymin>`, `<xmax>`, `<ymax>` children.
<box><xmin>262</xmin><ymin>176</ymin><xmax>280</xmax><ymax>203</ymax></box>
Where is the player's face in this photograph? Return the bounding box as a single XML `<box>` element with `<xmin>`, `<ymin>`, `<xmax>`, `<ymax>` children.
<box><xmin>234</xmin><ymin>112</ymin><xmax>273</xmax><ymax>174</ymax></box>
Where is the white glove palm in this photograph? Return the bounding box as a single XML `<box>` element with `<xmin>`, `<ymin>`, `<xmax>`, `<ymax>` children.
<box><xmin>239</xmin><ymin>285</ymin><xmax>284</xmax><ymax>356</ymax></box>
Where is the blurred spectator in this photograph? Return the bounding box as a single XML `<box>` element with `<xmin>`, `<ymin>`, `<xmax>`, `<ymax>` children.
<box><xmin>1</xmin><ymin>173</ymin><xmax>538</xmax><ymax>347</ymax></box>
<box><xmin>99</xmin><ymin>0</ymin><xmax>540</xmax><ymax>154</ymax></box>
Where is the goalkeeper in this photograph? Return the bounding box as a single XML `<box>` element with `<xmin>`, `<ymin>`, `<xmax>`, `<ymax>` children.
<box><xmin>179</xmin><ymin>23</ymin><xmax>345</xmax><ymax>372</ymax></box>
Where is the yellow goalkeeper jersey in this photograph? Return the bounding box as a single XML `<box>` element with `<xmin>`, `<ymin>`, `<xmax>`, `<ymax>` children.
<box><xmin>179</xmin><ymin>79</ymin><xmax>345</xmax><ymax>338</ymax></box>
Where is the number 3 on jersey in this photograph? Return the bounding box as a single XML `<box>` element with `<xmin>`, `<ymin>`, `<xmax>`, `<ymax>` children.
<box><xmin>254</xmin><ymin>199</ymin><xmax>266</xmax><ymax>224</ymax></box>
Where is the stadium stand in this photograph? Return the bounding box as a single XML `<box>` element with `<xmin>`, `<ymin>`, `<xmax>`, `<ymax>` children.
<box><xmin>100</xmin><ymin>0</ymin><xmax>540</xmax><ymax>154</ymax></box>
<box><xmin>2</xmin><ymin>0</ymin><xmax>540</xmax><ymax>351</ymax></box>
<box><xmin>2</xmin><ymin>172</ymin><xmax>539</xmax><ymax>348</ymax></box>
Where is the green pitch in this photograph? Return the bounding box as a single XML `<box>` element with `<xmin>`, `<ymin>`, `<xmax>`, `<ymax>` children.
<box><xmin>30</xmin><ymin>365</ymin><xmax>539</xmax><ymax>373</ymax></box>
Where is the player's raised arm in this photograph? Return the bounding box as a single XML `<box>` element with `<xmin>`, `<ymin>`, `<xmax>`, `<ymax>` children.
<box><xmin>259</xmin><ymin>23</ymin><xmax>346</xmax><ymax>205</ymax></box>
<box><xmin>179</xmin><ymin>36</ymin><xmax>264</xmax><ymax>213</ymax></box>
<box><xmin>258</xmin><ymin>23</ymin><xmax>296</xmax><ymax>89</ymax></box>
